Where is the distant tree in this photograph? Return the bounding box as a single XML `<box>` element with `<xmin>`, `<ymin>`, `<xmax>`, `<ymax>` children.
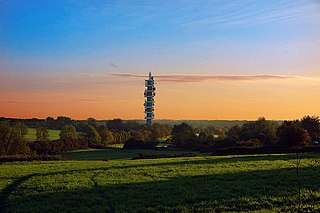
<box><xmin>123</xmin><ymin>138</ymin><xmax>145</xmax><ymax>149</ymax></box>
<box><xmin>15</xmin><ymin>122</ymin><xmax>28</xmax><ymax>137</ymax></box>
<box><xmin>141</xmin><ymin>129</ymin><xmax>153</xmax><ymax>141</ymax></box>
<box><xmin>300</xmin><ymin>115</ymin><xmax>320</xmax><ymax>141</ymax></box>
<box><xmin>29</xmin><ymin>118</ymin><xmax>41</xmax><ymax>128</ymax></box>
<box><xmin>240</xmin><ymin>117</ymin><xmax>278</xmax><ymax>145</ymax></box>
<box><xmin>100</xmin><ymin>129</ymin><xmax>114</xmax><ymax>145</ymax></box>
<box><xmin>36</xmin><ymin>126</ymin><xmax>49</xmax><ymax>141</ymax></box>
<box><xmin>83</xmin><ymin>124</ymin><xmax>101</xmax><ymax>144</ymax></box>
<box><xmin>112</xmin><ymin>131</ymin><xmax>131</xmax><ymax>143</ymax></box>
<box><xmin>171</xmin><ymin>123</ymin><xmax>197</xmax><ymax>149</ymax></box>
<box><xmin>152</xmin><ymin>123</ymin><xmax>171</xmax><ymax>139</ymax></box>
<box><xmin>126</xmin><ymin>121</ymin><xmax>143</xmax><ymax>131</ymax></box>
<box><xmin>218</xmin><ymin>129</ymin><xmax>227</xmax><ymax>139</ymax></box>
<box><xmin>277</xmin><ymin>121</ymin><xmax>311</xmax><ymax>147</ymax></box>
<box><xmin>123</xmin><ymin>137</ymin><xmax>157</xmax><ymax>149</ymax></box>
<box><xmin>75</xmin><ymin>122</ymin><xmax>89</xmax><ymax>133</ymax></box>
<box><xmin>87</xmin><ymin>117</ymin><xmax>98</xmax><ymax>127</ymax></box>
<box><xmin>59</xmin><ymin>125</ymin><xmax>78</xmax><ymax>141</ymax></box>
<box><xmin>206</xmin><ymin>134</ymin><xmax>216</xmax><ymax>144</ymax></box>
<box><xmin>129</xmin><ymin>130</ymin><xmax>146</xmax><ymax>141</ymax></box>
<box><xmin>106</xmin><ymin>118</ymin><xmax>125</xmax><ymax>131</ymax></box>
<box><xmin>0</xmin><ymin>122</ymin><xmax>30</xmax><ymax>155</ymax></box>
<box><xmin>56</xmin><ymin>116</ymin><xmax>73</xmax><ymax>129</ymax></box>
<box><xmin>194</xmin><ymin>126</ymin><xmax>207</xmax><ymax>135</ymax></box>
<box><xmin>195</xmin><ymin>126</ymin><xmax>220</xmax><ymax>135</ymax></box>
<box><xmin>206</xmin><ymin>126</ymin><xmax>221</xmax><ymax>135</ymax></box>
<box><xmin>198</xmin><ymin>132</ymin><xmax>208</xmax><ymax>143</ymax></box>
<box><xmin>196</xmin><ymin>132</ymin><xmax>210</xmax><ymax>148</ymax></box>
<box><xmin>45</xmin><ymin>117</ymin><xmax>56</xmax><ymax>129</ymax></box>
<box><xmin>212</xmin><ymin>137</ymin><xmax>237</xmax><ymax>149</ymax></box>
<box><xmin>226</xmin><ymin>125</ymin><xmax>242</xmax><ymax>140</ymax></box>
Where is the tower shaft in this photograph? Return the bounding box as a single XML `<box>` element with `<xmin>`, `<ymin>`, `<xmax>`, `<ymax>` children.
<box><xmin>144</xmin><ymin>72</ymin><xmax>156</xmax><ymax>126</ymax></box>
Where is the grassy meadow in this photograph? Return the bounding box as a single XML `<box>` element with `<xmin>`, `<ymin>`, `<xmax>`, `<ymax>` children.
<box><xmin>26</xmin><ymin>128</ymin><xmax>60</xmax><ymax>142</ymax></box>
<box><xmin>1</xmin><ymin>149</ymin><xmax>320</xmax><ymax>212</ymax></box>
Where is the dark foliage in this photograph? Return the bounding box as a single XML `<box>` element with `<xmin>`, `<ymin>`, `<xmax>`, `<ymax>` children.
<box><xmin>237</xmin><ymin>138</ymin><xmax>263</xmax><ymax>148</ymax></box>
<box><xmin>86</xmin><ymin>117</ymin><xmax>98</xmax><ymax>127</ymax></box>
<box><xmin>0</xmin><ymin>117</ymin><xmax>45</xmax><ymax>128</ymax></box>
<box><xmin>106</xmin><ymin>119</ymin><xmax>171</xmax><ymax>140</ymax></box>
<box><xmin>198</xmin><ymin>132</ymin><xmax>208</xmax><ymax>144</ymax></box>
<box><xmin>29</xmin><ymin>139</ymin><xmax>88</xmax><ymax>155</ymax></box>
<box><xmin>150</xmin><ymin>123</ymin><xmax>172</xmax><ymax>139</ymax></box>
<box><xmin>226</xmin><ymin>125</ymin><xmax>242</xmax><ymax>140</ymax></box>
<box><xmin>79</xmin><ymin>124</ymin><xmax>101</xmax><ymax>146</ymax></box>
<box><xmin>300</xmin><ymin>115</ymin><xmax>320</xmax><ymax>141</ymax></box>
<box><xmin>56</xmin><ymin>116</ymin><xmax>73</xmax><ymax>129</ymax></box>
<box><xmin>36</xmin><ymin>126</ymin><xmax>49</xmax><ymax>141</ymax></box>
<box><xmin>59</xmin><ymin>125</ymin><xmax>78</xmax><ymax>140</ymax></box>
<box><xmin>171</xmin><ymin>123</ymin><xmax>197</xmax><ymax>149</ymax></box>
<box><xmin>277</xmin><ymin>121</ymin><xmax>311</xmax><ymax>147</ymax></box>
<box><xmin>0</xmin><ymin>116</ymin><xmax>74</xmax><ymax>130</ymax></box>
<box><xmin>45</xmin><ymin>117</ymin><xmax>56</xmax><ymax>129</ymax></box>
<box><xmin>239</xmin><ymin>117</ymin><xmax>278</xmax><ymax>145</ymax></box>
<box><xmin>123</xmin><ymin>138</ymin><xmax>158</xmax><ymax>149</ymax></box>
<box><xmin>98</xmin><ymin>128</ymin><xmax>114</xmax><ymax>145</ymax></box>
<box><xmin>106</xmin><ymin>118</ymin><xmax>125</xmax><ymax>131</ymax></box>
<box><xmin>212</xmin><ymin>137</ymin><xmax>238</xmax><ymax>149</ymax></box>
<box><xmin>43</xmin><ymin>116</ymin><xmax>74</xmax><ymax>130</ymax></box>
<box><xmin>112</xmin><ymin>131</ymin><xmax>131</xmax><ymax>144</ymax></box>
<box><xmin>15</xmin><ymin>122</ymin><xmax>28</xmax><ymax>136</ymax></box>
<box><xmin>0</xmin><ymin>122</ymin><xmax>30</xmax><ymax>156</ymax></box>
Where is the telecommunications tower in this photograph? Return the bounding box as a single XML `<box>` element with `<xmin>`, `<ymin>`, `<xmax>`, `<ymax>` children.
<box><xmin>144</xmin><ymin>72</ymin><xmax>156</xmax><ymax>125</ymax></box>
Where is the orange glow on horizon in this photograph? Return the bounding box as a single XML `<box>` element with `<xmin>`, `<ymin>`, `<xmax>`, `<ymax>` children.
<box><xmin>1</xmin><ymin>72</ymin><xmax>320</xmax><ymax>120</ymax></box>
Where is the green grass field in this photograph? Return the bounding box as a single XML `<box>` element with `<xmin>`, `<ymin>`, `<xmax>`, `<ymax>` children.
<box><xmin>26</xmin><ymin>128</ymin><xmax>60</xmax><ymax>141</ymax></box>
<box><xmin>0</xmin><ymin>150</ymin><xmax>319</xmax><ymax>212</ymax></box>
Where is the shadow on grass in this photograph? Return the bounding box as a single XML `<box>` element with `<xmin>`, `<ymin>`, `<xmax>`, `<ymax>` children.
<box><xmin>2</xmin><ymin>153</ymin><xmax>318</xmax><ymax>185</ymax></box>
<box><xmin>0</xmin><ymin>174</ymin><xmax>35</xmax><ymax>213</ymax></box>
<box><xmin>4</xmin><ymin>166</ymin><xmax>320</xmax><ymax>213</ymax></box>
<box><xmin>64</xmin><ymin>149</ymin><xmax>187</xmax><ymax>161</ymax></box>
<box><xmin>63</xmin><ymin>152</ymin><xmax>319</xmax><ymax>174</ymax></box>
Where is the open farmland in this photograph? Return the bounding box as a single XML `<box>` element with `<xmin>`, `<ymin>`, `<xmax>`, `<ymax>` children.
<box><xmin>26</xmin><ymin>128</ymin><xmax>60</xmax><ymax>142</ymax></box>
<box><xmin>0</xmin><ymin>150</ymin><xmax>319</xmax><ymax>212</ymax></box>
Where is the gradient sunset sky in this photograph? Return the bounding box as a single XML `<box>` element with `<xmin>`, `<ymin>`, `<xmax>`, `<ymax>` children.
<box><xmin>1</xmin><ymin>0</ymin><xmax>320</xmax><ymax>120</ymax></box>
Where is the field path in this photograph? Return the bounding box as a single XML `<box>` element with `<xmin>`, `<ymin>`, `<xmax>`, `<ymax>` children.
<box><xmin>0</xmin><ymin>174</ymin><xmax>35</xmax><ymax>213</ymax></box>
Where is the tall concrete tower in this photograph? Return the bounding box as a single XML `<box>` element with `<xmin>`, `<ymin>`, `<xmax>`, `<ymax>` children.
<box><xmin>144</xmin><ymin>72</ymin><xmax>156</xmax><ymax>126</ymax></box>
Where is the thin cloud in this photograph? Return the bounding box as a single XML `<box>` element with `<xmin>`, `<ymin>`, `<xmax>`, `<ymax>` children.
<box><xmin>110</xmin><ymin>73</ymin><xmax>295</xmax><ymax>82</ymax></box>
<box><xmin>75</xmin><ymin>98</ymin><xmax>103</xmax><ymax>102</ymax></box>
<box><xmin>0</xmin><ymin>100</ymin><xmax>34</xmax><ymax>104</ymax></box>
<box><xmin>180</xmin><ymin>2</ymin><xmax>320</xmax><ymax>29</ymax></box>
<box><xmin>110</xmin><ymin>63</ymin><xmax>119</xmax><ymax>68</ymax></box>
<box><xmin>110</xmin><ymin>73</ymin><xmax>146</xmax><ymax>78</ymax></box>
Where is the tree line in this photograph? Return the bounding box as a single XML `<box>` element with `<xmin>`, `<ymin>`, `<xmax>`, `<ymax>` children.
<box><xmin>0</xmin><ymin>118</ymin><xmax>171</xmax><ymax>156</ymax></box>
<box><xmin>171</xmin><ymin>116</ymin><xmax>320</xmax><ymax>151</ymax></box>
<box><xmin>0</xmin><ymin>115</ymin><xmax>319</xmax><ymax>157</ymax></box>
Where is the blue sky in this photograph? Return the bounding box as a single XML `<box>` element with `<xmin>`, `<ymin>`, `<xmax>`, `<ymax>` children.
<box><xmin>1</xmin><ymin>0</ymin><xmax>320</xmax><ymax>75</ymax></box>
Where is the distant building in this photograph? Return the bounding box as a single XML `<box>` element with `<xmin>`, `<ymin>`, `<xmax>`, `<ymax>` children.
<box><xmin>144</xmin><ymin>72</ymin><xmax>156</xmax><ymax>125</ymax></box>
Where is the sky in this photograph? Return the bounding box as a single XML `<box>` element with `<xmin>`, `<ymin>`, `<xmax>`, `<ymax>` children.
<box><xmin>0</xmin><ymin>0</ymin><xmax>320</xmax><ymax>120</ymax></box>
